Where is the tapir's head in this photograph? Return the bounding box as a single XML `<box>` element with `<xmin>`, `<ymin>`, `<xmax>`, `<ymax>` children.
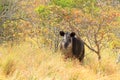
<box><xmin>59</xmin><ymin>31</ymin><xmax>75</xmax><ymax>49</ymax></box>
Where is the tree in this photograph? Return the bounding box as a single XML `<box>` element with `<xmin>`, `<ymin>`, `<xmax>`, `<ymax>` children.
<box><xmin>0</xmin><ymin>0</ymin><xmax>23</xmax><ymax>26</ymax></box>
<box><xmin>0</xmin><ymin>0</ymin><xmax>32</xmax><ymax>45</ymax></box>
<box><xmin>36</xmin><ymin>0</ymin><xmax>120</xmax><ymax>60</ymax></box>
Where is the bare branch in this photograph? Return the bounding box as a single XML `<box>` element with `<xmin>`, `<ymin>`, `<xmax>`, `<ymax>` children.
<box><xmin>83</xmin><ymin>41</ymin><xmax>98</xmax><ymax>53</ymax></box>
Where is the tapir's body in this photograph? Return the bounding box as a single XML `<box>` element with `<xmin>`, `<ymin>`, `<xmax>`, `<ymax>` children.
<box><xmin>59</xmin><ymin>31</ymin><xmax>85</xmax><ymax>62</ymax></box>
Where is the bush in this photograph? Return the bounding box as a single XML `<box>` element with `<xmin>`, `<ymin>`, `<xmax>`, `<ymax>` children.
<box><xmin>2</xmin><ymin>55</ymin><xmax>16</xmax><ymax>76</ymax></box>
<box><xmin>51</xmin><ymin>0</ymin><xmax>75</xmax><ymax>8</ymax></box>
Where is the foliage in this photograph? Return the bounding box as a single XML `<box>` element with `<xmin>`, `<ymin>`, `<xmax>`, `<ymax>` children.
<box><xmin>75</xmin><ymin>0</ymin><xmax>100</xmax><ymax>13</ymax></box>
<box><xmin>0</xmin><ymin>21</ymin><xmax>18</xmax><ymax>44</ymax></box>
<box><xmin>0</xmin><ymin>5</ymin><xmax>3</xmax><ymax>12</ymax></box>
<box><xmin>35</xmin><ymin>0</ymin><xmax>120</xmax><ymax>59</ymax></box>
<box><xmin>51</xmin><ymin>0</ymin><xmax>75</xmax><ymax>8</ymax></box>
<box><xmin>0</xmin><ymin>0</ymin><xmax>33</xmax><ymax>46</ymax></box>
<box><xmin>36</xmin><ymin>5</ymin><xmax>51</xmax><ymax>18</ymax></box>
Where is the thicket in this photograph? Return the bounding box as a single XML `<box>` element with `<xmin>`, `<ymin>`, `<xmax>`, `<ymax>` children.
<box><xmin>0</xmin><ymin>0</ymin><xmax>120</xmax><ymax>56</ymax></box>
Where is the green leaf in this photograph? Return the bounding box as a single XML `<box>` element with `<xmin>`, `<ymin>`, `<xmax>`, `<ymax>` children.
<box><xmin>51</xmin><ymin>0</ymin><xmax>75</xmax><ymax>8</ymax></box>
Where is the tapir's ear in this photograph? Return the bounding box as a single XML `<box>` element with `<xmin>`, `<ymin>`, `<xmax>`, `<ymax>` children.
<box><xmin>59</xmin><ymin>31</ymin><xmax>65</xmax><ymax>36</ymax></box>
<box><xmin>70</xmin><ymin>32</ymin><xmax>75</xmax><ymax>37</ymax></box>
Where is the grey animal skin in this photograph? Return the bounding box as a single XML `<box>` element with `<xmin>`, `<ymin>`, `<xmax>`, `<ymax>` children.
<box><xmin>59</xmin><ymin>31</ymin><xmax>85</xmax><ymax>62</ymax></box>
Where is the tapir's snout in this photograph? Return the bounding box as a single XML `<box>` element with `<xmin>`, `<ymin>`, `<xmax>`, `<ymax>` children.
<box><xmin>64</xmin><ymin>43</ymin><xmax>68</xmax><ymax>49</ymax></box>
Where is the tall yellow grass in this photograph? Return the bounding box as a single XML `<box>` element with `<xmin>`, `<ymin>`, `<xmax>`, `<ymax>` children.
<box><xmin>0</xmin><ymin>42</ymin><xmax>120</xmax><ymax>80</ymax></box>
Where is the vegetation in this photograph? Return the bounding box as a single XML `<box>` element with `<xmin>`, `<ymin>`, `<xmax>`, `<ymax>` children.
<box><xmin>0</xmin><ymin>42</ymin><xmax>120</xmax><ymax>80</ymax></box>
<box><xmin>0</xmin><ymin>0</ymin><xmax>120</xmax><ymax>80</ymax></box>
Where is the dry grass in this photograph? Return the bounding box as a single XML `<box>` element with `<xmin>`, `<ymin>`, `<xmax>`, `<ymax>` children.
<box><xmin>0</xmin><ymin>42</ymin><xmax>120</xmax><ymax>80</ymax></box>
